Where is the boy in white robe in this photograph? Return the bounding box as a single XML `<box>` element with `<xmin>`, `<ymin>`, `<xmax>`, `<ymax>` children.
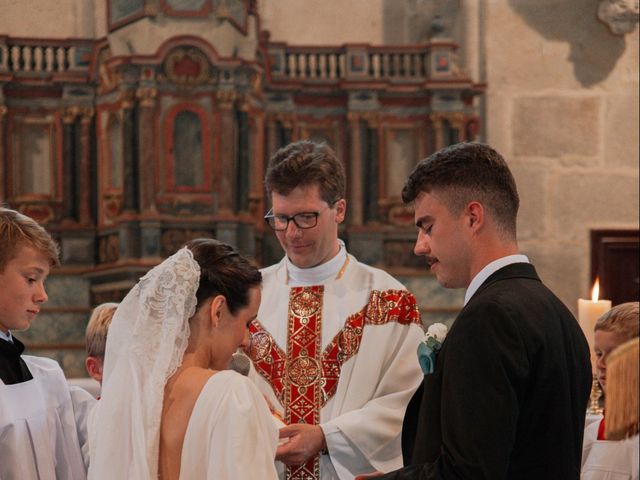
<box><xmin>581</xmin><ymin>302</ymin><xmax>639</xmax><ymax>480</ymax></box>
<box><xmin>245</xmin><ymin>141</ymin><xmax>424</xmax><ymax>479</ymax></box>
<box><xmin>0</xmin><ymin>206</ymin><xmax>95</xmax><ymax>479</ymax></box>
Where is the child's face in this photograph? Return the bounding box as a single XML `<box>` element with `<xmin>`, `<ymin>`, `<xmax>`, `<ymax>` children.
<box><xmin>594</xmin><ymin>329</ymin><xmax>628</xmax><ymax>393</ymax></box>
<box><xmin>0</xmin><ymin>245</ymin><xmax>50</xmax><ymax>333</ymax></box>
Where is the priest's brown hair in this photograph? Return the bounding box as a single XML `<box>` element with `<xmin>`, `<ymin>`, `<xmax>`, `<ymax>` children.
<box><xmin>265</xmin><ymin>140</ymin><xmax>346</xmax><ymax>206</ymax></box>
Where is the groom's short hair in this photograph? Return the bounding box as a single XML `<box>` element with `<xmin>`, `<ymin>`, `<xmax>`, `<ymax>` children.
<box><xmin>402</xmin><ymin>142</ymin><xmax>520</xmax><ymax>239</ymax></box>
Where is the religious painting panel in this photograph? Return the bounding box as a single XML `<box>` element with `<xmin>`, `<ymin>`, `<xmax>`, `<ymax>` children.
<box><xmin>154</xmin><ymin>95</ymin><xmax>216</xmax><ymax>216</ymax></box>
<box><xmin>173</xmin><ymin>110</ymin><xmax>205</xmax><ymax>188</ymax></box>
<box><xmin>97</xmin><ymin>108</ymin><xmax>124</xmax><ymax>226</ymax></box>
<box><xmin>6</xmin><ymin>112</ymin><xmax>62</xmax><ymax>224</ymax></box>
<box><xmin>15</xmin><ymin>120</ymin><xmax>56</xmax><ymax>197</ymax></box>
<box><xmin>381</xmin><ymin>125</ymin><xmax>421</xmax><ymax>226</ymax></box>
<box><xmin>383</xmin><ymin>127</ymin><xmax>417</xmax><ymax>200</ymax></box>
<box><xmin>163</xmin><ymin>103</ymin><xmax>211</xmax><ymax>193</ymax></box>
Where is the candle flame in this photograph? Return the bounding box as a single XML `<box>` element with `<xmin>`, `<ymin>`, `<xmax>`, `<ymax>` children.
<box><xmin>591</xmin><ymin>277</ymin><xmax>600</xmax><ymax>302</ymax></box>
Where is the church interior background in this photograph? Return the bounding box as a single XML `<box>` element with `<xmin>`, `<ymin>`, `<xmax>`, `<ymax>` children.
<box><xmin>1</xmin><ymin>0</ymin><xmax>638</xmax><ymax>377</ymax></box>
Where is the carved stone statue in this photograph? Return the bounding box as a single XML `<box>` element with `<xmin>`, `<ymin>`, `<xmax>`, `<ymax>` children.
<box><xmin>598</xmin><ymin>0</ymin><xmax>639</xmax><ymax>35</ymax></box>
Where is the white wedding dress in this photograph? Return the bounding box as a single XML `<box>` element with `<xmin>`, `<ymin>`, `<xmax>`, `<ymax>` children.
<box><xmin>180</xmin><ymin>370</ymin><xmax>278</xmax><ymax>479</ymax></box>
<box><xmin>88</xmin><ymin>247</ymin><xmax>278</xmax><ymax>480</ymax></box>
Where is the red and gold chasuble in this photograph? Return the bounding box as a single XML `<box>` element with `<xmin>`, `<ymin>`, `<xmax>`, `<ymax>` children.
<box><xmin>246</xmin><ymin>287</ymin><xmax>420</xmax><ymax>480</ymax></box>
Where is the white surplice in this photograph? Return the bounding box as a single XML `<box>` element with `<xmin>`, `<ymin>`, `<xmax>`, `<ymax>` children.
<box><xmin>0</xmin><ymin>355</ymin><xmax>95</xmax><ymax>480</ymax></box>
<box><xmin>179</xmin><ymin>370</ymin><xmax>279</xmax><ymax>479</ymax></box>
<box><xmin>581</xmin><ymin>417</ymin><xmax>639</xmax><ymax>480</ymax></box>
<box><xmin>248</xmin><ymin>246</ymin><xmax>424</xmax><ymax>479</ymax></box>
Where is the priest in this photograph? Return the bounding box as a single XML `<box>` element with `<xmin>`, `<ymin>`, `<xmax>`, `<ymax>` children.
<box><xmin>245</xmin><ymin>141</ymin><xmax>424</xmax><ymax>479</ymax></box>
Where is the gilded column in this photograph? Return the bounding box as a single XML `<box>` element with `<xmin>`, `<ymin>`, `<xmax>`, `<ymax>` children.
<box><xmin>236</xmin><ymin>96</ymin><xmax>250</xmax><ymax>213</ymax></box>
<box><xmin>120</xmin><ymin>90</ymin><xmax>138</xmax><ymax>212</ymax></box>
<box><xmin>348</xmin><ymin>112</ymin><xmax>363</xmax><ymax>226</ymax></box>
<box><xmin>450</xmin><ymin>112</ymin><xmax>465</xmax><ymax>142</ymax></box>
<box><xmin>136</xmin><ymin>87</ymin><xmax>157</xmax><ymax>214</ymax></box>
<box><xmin>61</xmin><ymin>107</ymin><xmax>79</xmax><ymax>221</ymax></box>
<box><xmin>0</xmin><ymin>103</ymin><xmax>7</xmax><ymax>201</ymax></box>
<box><xmin>266</xmin><ymin>117</ymin><xmax>277</xmax><ymax>163</ymax></box>
<box><xmin>432</xmin><ymin>114</ymin><xmax>444</xmax><ymax>150</ymax></box>
<box><xmin>216</xmin><ymin>90</ymin><xmax>236</xmax><ymax>215</ymax></box>
<box><xmin>250</xmin><ymin>109</ymin><xmax>266</xmax><ymax>219</ymax></box>
<box><xmin>78</xmin><ymin>107</ymin><xmax>94</xmax><ymax>225</ymax></box>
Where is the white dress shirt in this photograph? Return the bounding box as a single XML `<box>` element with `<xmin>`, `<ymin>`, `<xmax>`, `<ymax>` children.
<box><xmin>464</xmin><ymin>254</ymin><xmax>530</xmax><ymax>306</ymax></box>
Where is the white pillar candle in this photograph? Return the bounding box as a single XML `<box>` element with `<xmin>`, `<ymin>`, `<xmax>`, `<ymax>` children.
<box><xmin>578</xmin><ymin>278</ymin><xmax>612</xmax><ymax>374</ymax></box>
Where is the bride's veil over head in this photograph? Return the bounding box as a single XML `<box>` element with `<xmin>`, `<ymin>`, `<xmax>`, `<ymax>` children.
<box><xmin>88</xmin><ymin>247</ymin><xmax>200</xmax><ymax>480</ymax></box>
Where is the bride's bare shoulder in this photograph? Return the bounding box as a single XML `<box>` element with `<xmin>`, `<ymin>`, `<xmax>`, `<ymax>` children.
<box><xmin>165</xmin><ymin>367</ymin><xmax>219</xmax><ymax>406</ymax></box>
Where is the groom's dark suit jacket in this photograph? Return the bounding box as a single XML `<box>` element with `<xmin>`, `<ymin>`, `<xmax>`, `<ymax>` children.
<box><xmin>382</xmin><ymin>263</ymin><xmax>591</xmax><ymax>480</ymax></box>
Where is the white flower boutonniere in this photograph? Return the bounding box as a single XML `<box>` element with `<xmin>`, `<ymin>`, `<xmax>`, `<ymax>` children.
<box><xmin>417</xmin><ymin>322</ymin><xmax>448</xmax><ymax>375</ymax></box>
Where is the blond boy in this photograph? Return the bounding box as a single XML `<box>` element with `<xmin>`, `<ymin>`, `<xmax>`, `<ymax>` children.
<box><xmin>581</xmin><ymin>302</ymin><xmax>639</xmax><ymax>479</ymax></box>
<box><xmin>85</xmin><ymin>302</ymin><xmax>118</xmax><ymax>385</ymax></box>
<box><xmin>0</xmin><ymin>206</ymin><xmax>94</xmax><ymax>478</ymax></box>
<box><xmin>593</xmin><ymin>302</ymin><xmax>639</xmax><ymax>394</ymax></box>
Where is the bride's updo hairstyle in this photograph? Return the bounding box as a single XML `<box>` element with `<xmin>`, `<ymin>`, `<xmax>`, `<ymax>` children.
<box><xmin>184</xmin><ymin>238</ymin><xmax>262</xmax><ymax>315</ymax></box>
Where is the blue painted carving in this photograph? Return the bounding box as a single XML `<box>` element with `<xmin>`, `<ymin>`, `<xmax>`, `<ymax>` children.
<box><xmin>166</xmin><ymin>0</ymin><xmax>208</xmax><ymax>11</ymax></box>
<box><xmin>109</xmin><ymin>0</ymin><xmax>144</xmax><ymax>26</ymax></box>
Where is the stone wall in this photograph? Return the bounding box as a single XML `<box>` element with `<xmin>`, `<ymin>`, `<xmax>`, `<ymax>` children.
<box><xmin>0</xmin><ymin>0</ymin><xmax>103</xmax><ymax>38</ymax></box>
<box><xmin>259</xmin><ymin>0</ymin><xmax>385</xmax><ymax>44</ymax></box>
<box><xmin>484</xmin><ymin>0</ymin><xmax>639</xmax><ymax>312</ymax></box>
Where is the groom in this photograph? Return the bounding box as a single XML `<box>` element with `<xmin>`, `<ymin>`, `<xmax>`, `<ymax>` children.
<box><xmin>360</xmin><ymin>142</ymin><xmax>591</xmax><ymax>479</ymax></box>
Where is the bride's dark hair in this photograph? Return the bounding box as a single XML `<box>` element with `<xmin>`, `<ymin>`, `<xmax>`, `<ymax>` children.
<box><xmin>184</xmin><ymin>238</ymin><xmax>262</xmax><ymax>314</ymax></box>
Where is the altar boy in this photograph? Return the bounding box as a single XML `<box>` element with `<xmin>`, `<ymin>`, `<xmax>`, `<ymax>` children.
<box><xmin>0</xmin><ymin>206</ymin><xmax>94</xmax><ymax>478</ymax></box>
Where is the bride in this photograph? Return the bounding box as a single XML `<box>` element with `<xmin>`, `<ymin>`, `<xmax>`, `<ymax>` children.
<box><xmin>88</xmin><ymin>239</ymin><xmax>278</xmax><ymax>479</ymax></box>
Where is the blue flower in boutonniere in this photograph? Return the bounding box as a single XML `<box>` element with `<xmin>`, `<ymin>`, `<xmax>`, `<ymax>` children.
<box><xmin>417</xmin><ymin>322</ymin><xmax>448</xmax><ymax>375</ymax></box>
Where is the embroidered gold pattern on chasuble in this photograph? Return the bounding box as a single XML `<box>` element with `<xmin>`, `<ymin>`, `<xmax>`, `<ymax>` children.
<box><xmin>245</xmin><ymin>288</ymin><xmax>420</xmax><ymax>480</ymax></box>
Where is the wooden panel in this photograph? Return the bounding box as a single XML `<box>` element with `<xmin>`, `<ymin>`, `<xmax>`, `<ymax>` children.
<box><xmin>591</xmin><ymin>229</ymin><xmax>640</xmax><ymax>305</ymax></box>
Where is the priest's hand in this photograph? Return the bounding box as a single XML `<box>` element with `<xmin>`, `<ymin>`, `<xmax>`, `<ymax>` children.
<box><xmin>276</xmin><ymin>424</ymin><xmax>326</xmax><ymax>465</ymax></box>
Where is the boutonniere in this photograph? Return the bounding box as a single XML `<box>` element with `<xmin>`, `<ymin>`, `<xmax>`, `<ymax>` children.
<box><xmin>417</xmin><ymin>322</ymin><xmax>448</xmax><ymax>375</ymax></box>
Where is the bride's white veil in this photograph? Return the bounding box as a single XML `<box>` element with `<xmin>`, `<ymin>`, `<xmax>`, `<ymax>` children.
<box><xmin>88</xmin><ymin>247</ymin><xmax>200</xmax><ymax>479</ymax></box>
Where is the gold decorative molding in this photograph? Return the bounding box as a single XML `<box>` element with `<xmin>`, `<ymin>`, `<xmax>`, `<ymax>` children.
<box><xmin>62</xmin><ymin>106</ymin><xmax>81</xmax><ymax>124</ymax></box>
<box><xmin>430</xmin><ymin>112</ymin><xmax>467</xmax><ymax>129</ymax></box>
<box><xmin>120</xmin><ymin>89</ymin><xmax>137</xmax><ymax>109</ymax></box>
<box><xmin>237</xmin><ymin>93</ymin><xmax>252</xmax><ymax>112</ymax></box>
<box><xmin>216</xmin><ymin>90</ymin><xmax>237</xmax><ymax>108</ymax></box>
<box><xmin>348</xmin><ymin>111</ymin><xmax>379</xmax><ymax>125</ymax></box>
<box><xmin>136</xmin><ymin>87</ymin><xmax>158</xmax><ymax>107</ymax></box>
<box><xmin>79</xmin><ymin>107</ymin><xmax>95</xmax><ymax>124</ymax></box>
